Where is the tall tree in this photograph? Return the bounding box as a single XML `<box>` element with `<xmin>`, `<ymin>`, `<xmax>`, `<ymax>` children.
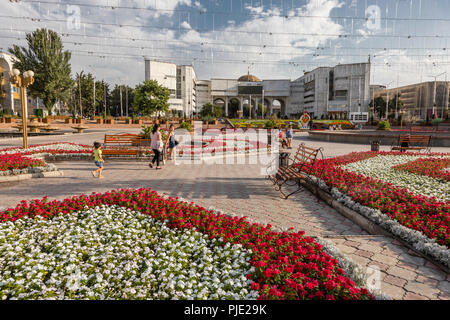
<box><xmin>132</xmin><ymin>80</ymin><xmax>169</xmax><ymax>116</ymax></box>
<box><xmin>9</xmin><ymin>28</ymin><xmax>73</xmax><ymax>114</ymax></box>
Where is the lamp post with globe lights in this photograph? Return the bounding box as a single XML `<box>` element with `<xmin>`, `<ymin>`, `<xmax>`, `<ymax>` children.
<box><xmin>9</xmin><ymin>68</ymin><xmax>35</xmax><ymax>148</ymax></box>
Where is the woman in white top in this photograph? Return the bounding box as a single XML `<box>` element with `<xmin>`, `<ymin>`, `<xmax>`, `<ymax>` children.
<box><xmin>149</xmin><ymin>123</ymin><xmax>163</xmax><ymax>169</ymax></box>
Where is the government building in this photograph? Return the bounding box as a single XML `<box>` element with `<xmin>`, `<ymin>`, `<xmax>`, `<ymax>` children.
<box><xmin>144</xmin><ymin>58</ymin><xmax>372</xmax><ymax>119</ymax></box>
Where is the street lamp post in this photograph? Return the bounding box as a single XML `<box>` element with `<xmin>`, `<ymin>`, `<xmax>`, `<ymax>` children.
<box><xmin>384</xmin><ymin>81</ymin><xmax>394</xmax><ymax>120</ymax></box>
<box><xmin>9</xmin><ymin>69</ymin><xmax>34</xmax><ymax>149</ymax></box>
<box><xmin>428</xmin><ymin>72</ymin><xmax>447</xmax><ymax>118</ymax></box>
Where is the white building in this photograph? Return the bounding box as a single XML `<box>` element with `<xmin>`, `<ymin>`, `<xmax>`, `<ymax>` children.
<box><xmin>144</xmin><ymin>59</ymin><xmax>371</xmax><ymax>119</ymax></box>
<box><xmin>290</xmin><ymin>62</ymin><xmax>371</xmax><ymax>119</ymax></box>
<box><xmin>144</xmin><ymin>59</ymin><xmax>197</xmax><ymax>116</ymax></box>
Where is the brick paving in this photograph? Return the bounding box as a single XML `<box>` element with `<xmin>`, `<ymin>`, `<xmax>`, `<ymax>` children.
<box><xmin>0</xmin><ymin>128</ymin><xmax>448</xmax><ymax>300</ymax></box>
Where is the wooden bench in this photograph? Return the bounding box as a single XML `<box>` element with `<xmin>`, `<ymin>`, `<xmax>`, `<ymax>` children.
<box><xmin>102</xmin><ymin>134</ymin><xmax>142</xmax><ymax>157</ymax></box>
<box><xmin>101</xmin><ymin>134</ymin><xmax>166</xmax><ymax>162</ymax></box>
<box><xmin>267</xmin><ymin>143</ymin><xmax>324</xmax><ymax>199</ymax></box>
<box><xmin>391</xmin><ymin>135</ymin><xmax>432</xmax><ymax>152</ymax></box>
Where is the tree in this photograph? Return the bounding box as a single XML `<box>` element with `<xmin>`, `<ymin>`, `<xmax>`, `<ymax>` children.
<box><xmin>132</xmin><ymin>80</ymin><xmax>170</xmax><ymax>116</ymax></box>
<box><xmin>370</xmin><ymin>96</ymin><xmax>387</xmax><ymax>119</ymax></box>
<box><xmin>199</xmin><ymin>103</ymin><xmax>223</xmax><ymax>118</ymax></box>
<box><xmin>110</xmin><ymin>85</ymin><xmax>135</xmax><ymax>117</ymax></box>
<box><xmin>73</xmin><ymin>71</ymin><xmax>98</xmax><ymax>118</ymax></box>
<box><xmin>9</xmin><ymin>28</ymin><xmax>73</xmax><ymax>114</ymax></box>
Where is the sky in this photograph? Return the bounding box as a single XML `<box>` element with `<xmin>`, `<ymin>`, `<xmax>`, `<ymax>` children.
<box><xmin>0</xmin><ymin>0</ymin><xmax>449</xmax><ymax>88</ymax></box>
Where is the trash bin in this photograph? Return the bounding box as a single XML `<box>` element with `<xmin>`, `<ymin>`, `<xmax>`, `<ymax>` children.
<box><xmin>370</xmin><ymin>140</ymin><xmax>380</xmax><ymax>152</ymax></box>
<box><xmin>279</xmin><ymin>152</ymin><xmax>290</xmax><ymax>167</ymax></box>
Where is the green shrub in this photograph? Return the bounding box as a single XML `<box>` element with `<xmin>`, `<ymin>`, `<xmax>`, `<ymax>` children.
<box><xmin>265</xmin><ymin>120</ymin><xmax>275</xmax><ymax>128</ymax></box>
<box><xmin>377</xmin><ymin>120</ymin><xmax>391</xmax><ymax>130</ymax></box>
<box><xmin>179</xmin><ymin>121</ymin><xmax>192</xmax><ymax>131</ymax></box>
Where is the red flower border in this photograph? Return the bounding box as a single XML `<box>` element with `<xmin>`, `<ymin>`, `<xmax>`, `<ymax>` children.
<box><xmin>306</xmin><ymin>151</ymin><xmax>450</xmax><ymax>247</ymax></box>
<box><xmin>0</xmin><ymin>188</ymin><xmax>372</xmax><ymax>300</ymax></box>
<box><xmin>393</xmin><ymin>157</ymin><xmax>450</xmax><ymax>182</ymax></box>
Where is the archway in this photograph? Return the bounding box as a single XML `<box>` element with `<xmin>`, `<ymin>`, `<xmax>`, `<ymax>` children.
<box><xmin>242</xmin><ymin>98</ymin><xmax>257</xmax><ymax>118</ymax></box>
<box><xmin>228</xmin><ymin>98</ymin><xmax>240</xmax><ymax>118</ymax></box>
<box><xmin>272</xmin><ymin>99</ymin><xmax>286</xmax><ymax>118</ymax></box>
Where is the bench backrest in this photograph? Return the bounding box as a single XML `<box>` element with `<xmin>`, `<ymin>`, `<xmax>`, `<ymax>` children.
<box><xmin>104</xmin><ymin>134</ymin><xmax>141</xmax><ymax>145</ymax></box>
<box><xmin>399</xmin><ymin>135</ymin><xmax>431</xmax><ymax>144</ymax></box>
<box><xmin>293</xmin><ymin>144</ymin><xmax>320</xmax><ymax>167</ymax></box>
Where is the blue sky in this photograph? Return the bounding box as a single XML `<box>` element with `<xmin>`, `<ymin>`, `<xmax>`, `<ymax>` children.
<box><xmin>0</xmin><ymin>0</ymin><xmax>449</xmax><ymax>87</ymax></box>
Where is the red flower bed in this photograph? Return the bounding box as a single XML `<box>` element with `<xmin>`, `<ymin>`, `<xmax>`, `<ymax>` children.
<box><xmin>393</xmin><ymin>157</ymin><xmax>450</xmax><ymax>182</ymax></box>
<box><xmin>0</xmin><ymin>188</ymin><xmax>372</xmax><ymax>300</ymax></box>
<box><xmin>305</xmin><ymin>151</ymin><xmax>450</xmax><ymax>247</ymax></box>
<box><xmin>0</xmin><ymin>154</ymin><xmax>46</xmax><ymax>172</ymax></box>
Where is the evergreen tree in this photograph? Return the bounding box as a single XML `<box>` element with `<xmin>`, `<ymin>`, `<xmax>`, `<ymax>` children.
<box><xmin>9</xmin><ymin>28</ymin><xmax>73</xmax><ymax>114</ymax></box>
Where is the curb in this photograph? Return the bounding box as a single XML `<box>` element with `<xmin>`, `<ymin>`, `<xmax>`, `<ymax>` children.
<box><xmin>299</xmin><ymin>180</ymin><xmax>450</xmax><ymax>274</ymax></box>
<box><xmin>0</xmin><ymin>170</ymin><xmax>64</xmax><ymax>183</ymax></box>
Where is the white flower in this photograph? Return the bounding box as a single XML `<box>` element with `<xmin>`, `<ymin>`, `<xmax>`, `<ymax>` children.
<box><xmin>0</xmin><ymin>205</ymin><xmax>257</xmax><ymax>300</ymax></box>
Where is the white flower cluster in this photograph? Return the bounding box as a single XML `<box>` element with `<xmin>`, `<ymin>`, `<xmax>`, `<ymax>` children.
<box><xmin>309</xmin><ymin>174</ymin><xmax>450</xmax><ymax>269</ymax></box>
<box><xmin>0</xmin><ymin>143</ymin><xmax>91</xmax><ymax>156</ymax></box>
<box><xmin>0</xmin><ymin>164</ymin><xmax>58</xmax><ymax>177</ymax></box>
<box><xmin>0</xmin><ymin>205</ymin><xmax>258</xmax><ymax>300</ymax></box>
<box><xmin>329</xmin><ymin>187</ymin><xmax>450</xmax><ymax>269</ymax></box>
<box><xmin>343</xmin><ymin>154</ymin><xmax>450</xmax><ymax>202</ymax></box>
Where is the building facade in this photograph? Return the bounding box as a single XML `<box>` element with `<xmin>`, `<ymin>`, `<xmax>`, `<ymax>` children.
<box><xmin>0</xmin><ymin>52</ymin><xmax>21</xmax><ymax>114</ymax></box>
<box><xmin>144</xmin><ymin>59</ymin><xmax>372</xmax><ymax>119</ymax></box>
<box><xmin>209</xmin><ymin>74</ymin><xmax>291</xmax><ymax>118</ymax></box>
<box><xmin>289</xmin><ymin>62</ymin><xmax>371</xmax><ymax>119</ymax></box>
<box><xmin>144</xmin><ymin>59</ymin><xmax>197</xmax><ymax>116</ymax></box>
<box><xmin>373</xmin><ymin>81</ymin><xmax>450</xmax><ymax>120</ymax></box>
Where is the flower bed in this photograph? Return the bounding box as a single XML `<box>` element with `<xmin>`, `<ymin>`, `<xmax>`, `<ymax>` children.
<box><xmin>393</xmin><ymin>157</ymin><xmax>450</xmax><ymax>182</ymax></box>
<box><xmin>0</xmin><ymin>154</ymin><xmax>46</xmax><ymax>172</ymax></box>
<box><xmin>0</xmin><ymin>143</ymin><xmax>92</xmax><ymax>157</ymax></box>
<box><xmin>305</xmin><ymin>152</ymin><xmax>450</xmax><ymax>248</ymax></box>
<box><xmin>0</xmin><ymin>189</ymin><xmax>372</xmax><ymax>300</ymax></box>
<box><xmin>176</xmin><ymin>138</ymin><xmax>268</xmax><ymax>156</ymax></box>
<box><xmin>0</xmin><ymin>205</ymin><xmax>257</xmax><ymax>300</ymax></box>
<box><xmin>0</xmin><ymin>143</ymin><xmax>92</xmax><ymax>177</ymax></box>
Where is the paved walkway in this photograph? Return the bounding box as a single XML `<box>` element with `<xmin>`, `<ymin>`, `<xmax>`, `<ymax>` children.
<box><xmin>0</xmin><ymin>130</ymin><xmax>449</xmax><ymax>300</ymax></box>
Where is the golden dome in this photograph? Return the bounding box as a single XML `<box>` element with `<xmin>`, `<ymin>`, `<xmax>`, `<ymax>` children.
<box><xmin>238</xmin><ymin>74</ymin><xmax>261</xmax><ymax>82</ymax></box>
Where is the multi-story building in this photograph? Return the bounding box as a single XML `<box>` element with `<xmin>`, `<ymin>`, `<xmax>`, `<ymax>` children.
<box><xmin>0</xmin><ymin>52</ymin><xmax>21</xmax><ymax>114</ymax></box>
<box><xmin>1</xmin><ymin>52</ymin><xmax>53</xmax><ymax>116</ymax></box>
<box><xmin>289</xmin><ymin>62</ymin><xmax>371</xmax><ymax>119</ymax></box>
<box><xmin>373</xmin><ymin>81</ymin><xmax>450</xmax><ymax>120</ymax></box>
<box><xmin>144</xmin><ymin>59</ymin><xmax>197</xmax><ymax>116</ymax></box>
<box><xmin>144</xmin><ymin>59</ymin><xmax>372</xmax><ymax>119</ymax></box>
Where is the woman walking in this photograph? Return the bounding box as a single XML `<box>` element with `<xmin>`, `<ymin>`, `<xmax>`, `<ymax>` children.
<box><xmin>166</xmin><ymin>124</ymin><xmax>177</xmax><ymax>161</ymax></box>
<box><xmin>149</xmin><ymin>123</ymin><xmax>163</xmax><ymax>170</ymax></box>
